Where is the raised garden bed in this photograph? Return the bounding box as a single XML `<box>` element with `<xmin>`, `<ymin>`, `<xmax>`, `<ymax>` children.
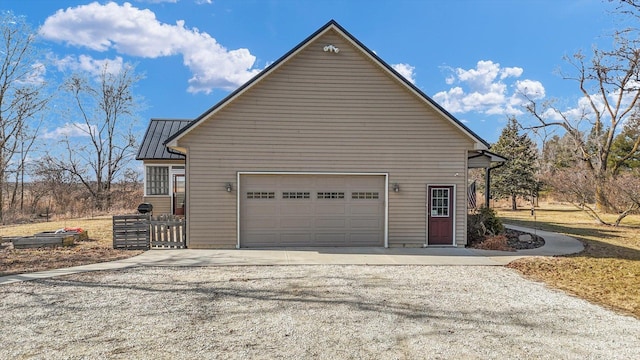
<box><xmin>3</xmin><ymin>229</ymin><xmax>88</xmax><ymax>249</ymax></box>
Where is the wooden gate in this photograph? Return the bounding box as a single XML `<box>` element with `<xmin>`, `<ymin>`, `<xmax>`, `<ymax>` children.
<box><xmin>150</xmin><ymin>215</ymin><xmax>186</xmax><ymax>249</ymax></box>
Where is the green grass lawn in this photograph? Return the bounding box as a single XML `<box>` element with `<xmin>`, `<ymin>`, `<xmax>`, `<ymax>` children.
<box><xmin>497</xmin><ymin>203</ymin><xmax>640</xmax><ymax>318</ymax></box>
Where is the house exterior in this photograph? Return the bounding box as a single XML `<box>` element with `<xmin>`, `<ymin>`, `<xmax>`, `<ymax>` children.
<box><xmin>136</xmin><ymin>119</ymin><xmax>190</xmax><ymax>215</ymax></box>
<box><xmin>141</xmin><ymin>20</ymin><xmax>499</xmax><ymax>249</ymax></box>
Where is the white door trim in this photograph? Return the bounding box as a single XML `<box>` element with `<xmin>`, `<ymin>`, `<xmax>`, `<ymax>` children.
<box><xmin>236</xmin><ymin>171</ymin><xmax>389</xmax><ymax>248</ymax></box>
<box><xmin>170</xmin><ymin>167</ymin><xmax>185</xmax><ymax>215</ymax></box>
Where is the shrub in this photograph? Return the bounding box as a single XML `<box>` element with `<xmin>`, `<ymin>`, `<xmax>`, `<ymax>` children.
<box><xmin>467</xmin><ymin>206</ymin><xmax>504</xmax><ymax>245</ymax></box>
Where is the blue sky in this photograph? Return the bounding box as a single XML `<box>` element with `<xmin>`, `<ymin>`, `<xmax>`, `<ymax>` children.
<box><xmin>1</xmin><ymin>0</ymin><xmax>631</xmax><ymax>143</ymax></box>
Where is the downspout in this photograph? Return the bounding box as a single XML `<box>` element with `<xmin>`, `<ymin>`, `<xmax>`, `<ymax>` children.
<box><xmin>167</xmin><ymin>147</ymin><xmax>186</xmax><ymax>158</ymax></box>
<box><xmin>485</xmin><ymin>162</ymin><xmax>505</xmax><ymax>208</ymax></box>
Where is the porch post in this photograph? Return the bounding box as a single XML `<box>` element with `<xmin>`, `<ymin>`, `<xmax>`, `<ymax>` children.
<box><xmin>485</xmin><ymin>166</ymin><xmax>491</xmax><ymax>208</ymax></box>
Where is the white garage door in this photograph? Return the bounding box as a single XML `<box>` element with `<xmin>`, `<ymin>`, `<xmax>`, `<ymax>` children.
<box><xmin>240</xmin><ymin>174</ymin><xmax>385</xmax><ymax>247</ymax></box>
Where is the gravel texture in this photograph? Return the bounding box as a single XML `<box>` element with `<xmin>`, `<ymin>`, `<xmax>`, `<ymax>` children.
<box><xmin>1</xmin><ymin>265</ymin><xmax>639</xmax><ymax>359</ymax></box>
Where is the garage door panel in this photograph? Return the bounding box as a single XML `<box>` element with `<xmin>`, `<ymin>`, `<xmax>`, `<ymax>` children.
<box><xmin>281</xmin><ymin>233</ymin><xmax>313</xmax><ymax>244</ymax></box>
<box><xmin>245</xmin><ymin>204</ymin><xmax>277</xmax><ymax>216</ymax></box>
<box><xmin>240</xmin><ymin>174</ymin><xmax>384</xmax><ymax>247</ymax></box>
<box><xmin>351</xmin><ymin>218</ymin><xmax>381</xmax><ymax>229</ymax></box>
<box><xmin>316</xmin><ymin>204</ymin><xmax>346</xmax><ymax>215</ymax></box>
<box><xmin>280</xmin><ymin>217</ymin><xmax>313</xmax><ymax>228</ymax></box>
<box><xmin>315</xmin><ymin>217</ymin><xmax>346</xmax><ymax>228</ymax></box>
<box><xmin>244</xmin><ymin>218</ymin><xmax>278</xmax><ymax>229</ymax></box>
<box><xmin>350</xmin><ymin>204</ymin><xmax>381</xmax><ymax>215</ymax></box>
<box><xmin>316</xmin><ymin>233</ymin><xmax>346</xmax><ymax>244</ymax></box>
<box><xmin>243</xmin><ymin>233</ymin><xmax>279</xmax><ymax>245</ymax></box>
<box><xmin>280</xmin><ymin>203</ymin><xmax>313</xmax><ymax>215</ymax></box>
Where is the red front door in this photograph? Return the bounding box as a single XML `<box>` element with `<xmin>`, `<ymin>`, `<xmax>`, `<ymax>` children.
<box><xmin>428</xmin><ymin>186</ymin><xmax>454</xmax><ymax>245</ymax></box>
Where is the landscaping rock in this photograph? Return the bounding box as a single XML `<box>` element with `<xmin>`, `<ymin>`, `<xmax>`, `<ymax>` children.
<box><xmin>518</xmin><ymin>234</ymin><xmax>533</xmax><ymax>243</ymax></box>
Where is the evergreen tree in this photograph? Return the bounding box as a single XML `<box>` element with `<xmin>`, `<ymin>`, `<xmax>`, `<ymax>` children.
<box><xmin>491</xmin><ymin>117</ymin><xmax>539</xmax><ymax>210</ymax></box>
<box><xmin>608</xmin><ymin>116</ymin><xmax>640</xmax><ymax>174</ymax></box>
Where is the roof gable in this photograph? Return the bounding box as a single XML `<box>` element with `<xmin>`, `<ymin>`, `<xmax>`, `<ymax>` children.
<box><xmin>137</xmin><ymin>119</ymin><xmax>192</xmax><ymax>160</ymax></box>
<box><xmin>166</xmin><ymin>20</ymin><xmax>488</xmax><ymax>150</ymax></box>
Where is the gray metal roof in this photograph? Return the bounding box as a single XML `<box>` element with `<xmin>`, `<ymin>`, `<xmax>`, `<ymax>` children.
<box><xmin>136</xmin><ymin>119</ymin><xmax>192</xmax><ymax>160</ymax></box>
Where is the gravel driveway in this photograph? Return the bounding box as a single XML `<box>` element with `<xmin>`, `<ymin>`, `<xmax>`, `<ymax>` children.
<box><xmin>2</xmin><ymin>265</ymin><xmax>639</xmax><ymax>359</ymax></box>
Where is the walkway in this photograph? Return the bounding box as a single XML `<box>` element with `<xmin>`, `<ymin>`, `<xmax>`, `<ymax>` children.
<box><xmin>0</xmin><ymin>225</ymin><xmax>584</xmax><ymax>285</ymax></box>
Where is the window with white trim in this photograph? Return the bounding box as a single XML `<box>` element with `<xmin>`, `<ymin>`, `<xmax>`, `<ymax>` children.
<box><xmin>146</xmin><ymin>166</ymin><xmax>169</xmax><ymax>195</ymax></box>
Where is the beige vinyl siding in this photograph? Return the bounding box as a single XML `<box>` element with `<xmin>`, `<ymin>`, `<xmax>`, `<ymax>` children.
<box><xmin>142</xmin><ymin>196</ymin><xmax>171</xmax><ymax>215</ymax></box>
<box><xmin>179</xmin><ymin>29</ymin><xmax>474</xmax><ymax>248</ymax></box>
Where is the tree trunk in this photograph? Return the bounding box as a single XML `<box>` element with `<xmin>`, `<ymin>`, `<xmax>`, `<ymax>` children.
<box><xmin>595</xmin><ymin>180</ymin><xmax>612</xmax><ymax>213</ymax></box>
<box><xmin>0</xmin><ymin>151</ymin><xmax>4</xmax><ymax>223</ymax></box>
<box><xmin>511</xmin><ymin>194</ymin><xmax>517</xmax><ymax>210</ymax></box>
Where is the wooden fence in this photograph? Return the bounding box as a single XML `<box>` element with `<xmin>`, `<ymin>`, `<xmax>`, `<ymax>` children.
<box><xmin>113</xmin><ymin>214</ymin><xmax>186</xmax><ymax>250</ymax></box>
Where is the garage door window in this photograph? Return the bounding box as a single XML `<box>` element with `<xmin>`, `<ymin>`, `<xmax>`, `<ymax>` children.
<box><xmin>247</xmin><ymin>192</ymin><xmax>275</xmax><ymax>199</ymax></box>
<box><xmin>352</xmin><ymin>192</ymin><xmax>379</xmax><ymax>199</ymax></box>
<box><xmin>317</xmin><ymin>192</ymin><xmax>345</xmax><ymax>199</ymax></box>
<box><xmin>283</xmin><ymin>192</ymin><xmax>310</xmax><ymax>199</ymax></box>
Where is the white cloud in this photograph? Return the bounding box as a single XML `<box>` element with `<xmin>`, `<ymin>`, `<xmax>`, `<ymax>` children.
<box><xmin>40</xmin><ymin>1</ymin><xmax>259</xmax><ymax>93</ymax></box>
<box><xmin>515</xmin><ymin>79</ymin><xmax>545</xmax><ymax>99</ymax></box>
<box><xmin>434</xmin><ymin>60</ymin><xmax>544</xmax><ymax>117</ymax></box>
<box><xmin>52</xmin><ymin>54</ymin><xmax>124</xmax><ymax>76</ymax></box>
<box><xmin>500</xmin><ymin>66</ymin><xmax>523</xmax><ymax>79</ymax></box>
<box><xmin>392</xmin><ymin>63</ymin><xmax>416</xmax><ymax>84</ymax></box>
<box><xmin>42</xmin><ymin>123</ymin><xmax>98</xmax><ymax>139</ymax></box>
<box><xmin>445</xmin><ymin>75</ymin><xmax>455</xmax><ymax>85</ymax></box>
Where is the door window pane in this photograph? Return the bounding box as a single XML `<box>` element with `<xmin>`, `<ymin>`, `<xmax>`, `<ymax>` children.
<box><xmin>431</xmin><ymin>188</ymin><xmax>449</xmax><ymax>217</ymax></box>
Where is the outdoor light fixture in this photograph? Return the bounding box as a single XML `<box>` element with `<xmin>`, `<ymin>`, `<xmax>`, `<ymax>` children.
<box><xmin>323</xmin><ymin>44</ymin><xmax>340</xmax><ymax>53</ymax></box>
<box><xmin>225</xmin><ymin>183</ymin><xmax>233</xmax><ymax>192</ymax></box>
<box><xmin>393</xmin><ymin>183</ymin><xmax>400</xmax><ymax>192</ymax></box>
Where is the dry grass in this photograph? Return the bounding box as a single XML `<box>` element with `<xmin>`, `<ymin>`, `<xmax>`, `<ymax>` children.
<box><xmin>473</xmin><ymin>234</ymin><xmax>514</xmax><ymax>251</ymax></box>
<box><xmin>498</xmin><ymin>203</ymin><xmax>640</xmax><ymax>318</ymax></box>
<box><xmin>0</xmin><ymin>216</ymin><xmax>142</xmax><ymax>276</ymax></box>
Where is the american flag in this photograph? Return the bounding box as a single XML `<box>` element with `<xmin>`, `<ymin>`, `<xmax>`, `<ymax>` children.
<box><xmin>468</xmin><ymin>181</ymin><xmax>477</xmax><ymax>209</ymax></box>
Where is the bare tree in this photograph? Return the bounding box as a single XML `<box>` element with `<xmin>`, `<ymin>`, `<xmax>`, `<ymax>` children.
<box><xmin>45</xmin><ymin>63</ymin><xmax>141</xmax><ymax>211</ymax></box>
<box><xmin>0</xmin><ymin>12</ymin><xmax>49</xmax><ymax>222</ymax></box>
<box><xmin>606</xmin><ymin>169</ymin><xmax>640</xmax><ymax>225</ymax></box>
<box><xmin>524</xmin><ymin>13</ymin><xmax>640</xmax><ymax>214</ymax></box>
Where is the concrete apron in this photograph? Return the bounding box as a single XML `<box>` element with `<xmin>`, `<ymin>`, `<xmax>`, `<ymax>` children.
<box><xmin>0</xmin><ymin>225</ymin><xmax>584</xmax><ymax>285</ymax></box>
